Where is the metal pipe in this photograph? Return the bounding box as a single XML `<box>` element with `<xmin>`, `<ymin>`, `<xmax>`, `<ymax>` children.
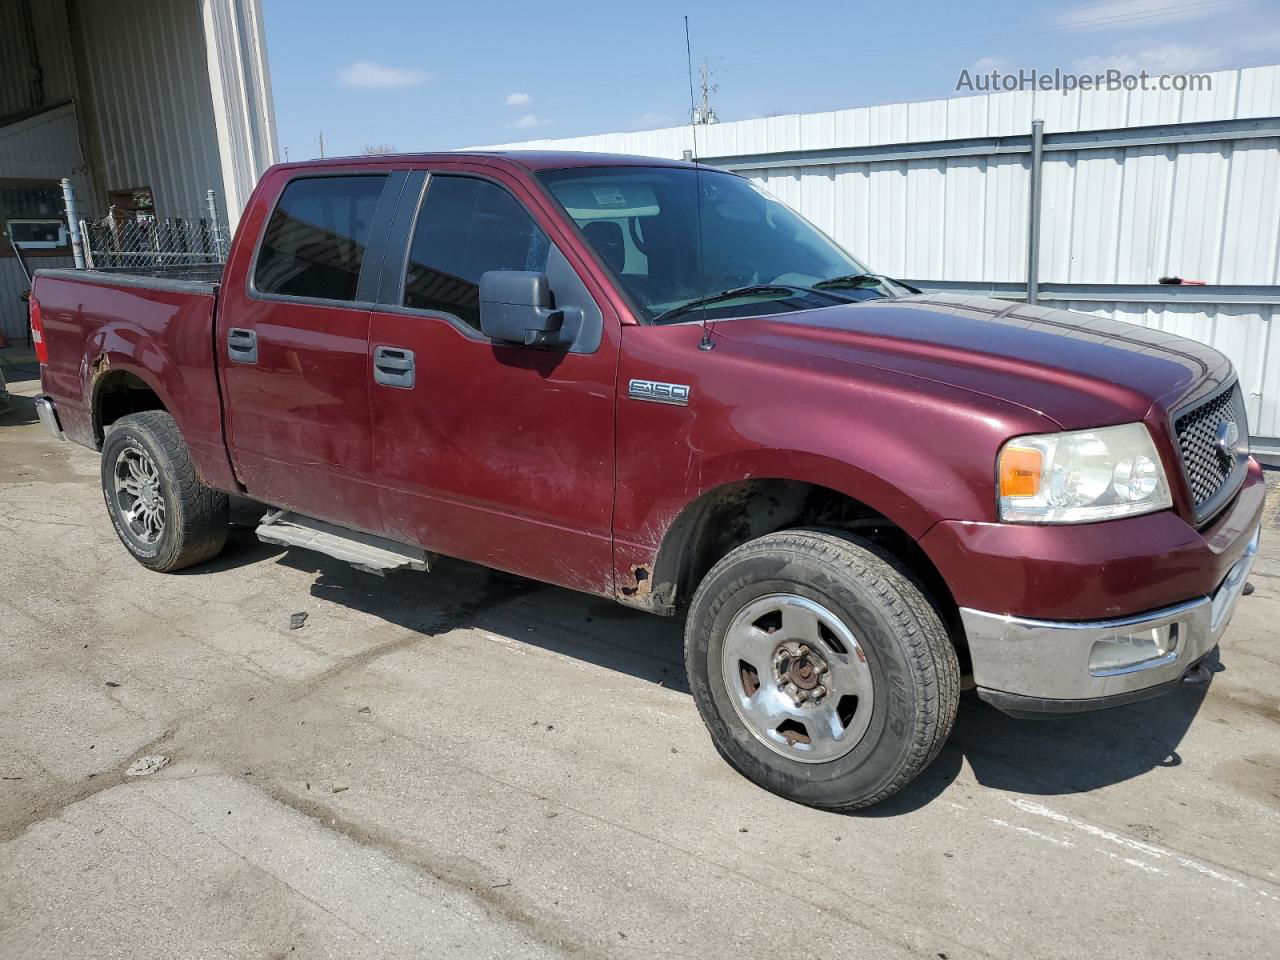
<box><xmin>61</xmin><ymin>178</ymin><xmax>86</xmax><ymax>269</ymax></box>
<box><xmin>1025</xmin><ymin>119</ymin><xmax>1044</xmax><ymax>306</ymax></box>
<box><xmin>79</xmin><ymin>220</ymin><xmax>95</xmax><ymax>269</ymax></box>
<box><xmin>704</xmin><ymin>116</ymin><xmax>1280</xmax><ymax>172</ymax></box>
<box><xmin>206</xmin><ymin>189</ymin><xmax>224</xmax><ymax>261</ymax></box>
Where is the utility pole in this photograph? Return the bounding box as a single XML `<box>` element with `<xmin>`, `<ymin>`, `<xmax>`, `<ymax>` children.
<box><xmin>317</xmin><ymin>131</ymin><xmax>325</xmax><ymax>158</ymax></box>
<box><xmin>693</xmin><ymin>59</ymin><xmax>718</xmax><ymax>125</ymax></box>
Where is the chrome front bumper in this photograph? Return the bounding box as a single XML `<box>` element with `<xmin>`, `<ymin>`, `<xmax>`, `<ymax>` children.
<box><xmin>34</xmin><ymin>396</ymin><xmax>64</xmax><ymax>440</ymax></box>
<box><xmin>962</xmin><ymin>526</ymin><xmax>1260</xmax><ymax>716</ymax></box>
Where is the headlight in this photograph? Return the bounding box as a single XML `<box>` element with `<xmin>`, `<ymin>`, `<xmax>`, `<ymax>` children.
<box><xmin>997</xmin><ymin>423</ymin><xmax>1172</xmax><ymax>523</ymax></box>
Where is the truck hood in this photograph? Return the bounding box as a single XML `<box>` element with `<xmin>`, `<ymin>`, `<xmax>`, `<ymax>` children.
<box><xmin>710</xmin><ymin>293</ymin><xmax>1231</xmax><ymax>429</ymax></box>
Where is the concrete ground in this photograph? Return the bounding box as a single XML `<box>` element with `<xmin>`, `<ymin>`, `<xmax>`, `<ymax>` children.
<box><xmin>2</xmin><ymin>374</ymin><xmax>1278</xmax><ymax>960</ymax></box>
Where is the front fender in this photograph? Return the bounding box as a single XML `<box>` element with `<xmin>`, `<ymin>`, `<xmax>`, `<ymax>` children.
<box><xmin>612</xmin><ymin>321</ymin><xmax>1060</xmax><ymax>609</ymax></box>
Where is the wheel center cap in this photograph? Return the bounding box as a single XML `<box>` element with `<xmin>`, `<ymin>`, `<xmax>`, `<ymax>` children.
<box><xmin>773</xmin><ymin>641</ymin><xmax>830</xmax><ymax>704</ymax></box>
<box><xmin>789</xmin><ymin>658</ymin><xmax>820</xmax><ymax>690</ymax></box>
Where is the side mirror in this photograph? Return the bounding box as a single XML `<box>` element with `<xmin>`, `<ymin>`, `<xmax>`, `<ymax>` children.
<box><xmin>479</xmin><ymin>271</ymin><xmax>569</xmax><ymax>347</ymax></box>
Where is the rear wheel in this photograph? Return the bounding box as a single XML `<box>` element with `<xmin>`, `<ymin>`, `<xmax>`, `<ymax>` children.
<box><xmin>100</xmin><ymin>411</ymin><xmax>228</xmax><ymax>572</ymax></box>
<box><xmin>684</xmin><ymin>529</ymin><xmax>959</xmax><ymax>810</ymax></box>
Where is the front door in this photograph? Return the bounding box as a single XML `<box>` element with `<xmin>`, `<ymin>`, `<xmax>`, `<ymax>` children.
<box><xmin>366</xmin><ymin>169</ymin><xmax>619</xmax><ymax>595</ymax></box>
<box><xmin>216</xmin><ymin>170</ymin><xmax>400</xmax><ymax>533</ymax></box>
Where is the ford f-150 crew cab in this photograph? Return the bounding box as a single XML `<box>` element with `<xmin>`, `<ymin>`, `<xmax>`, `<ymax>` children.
<box><xmin>29</xmin><ymin>152</ymin><xmax>1264</xmax><ymax>809</ymax></box>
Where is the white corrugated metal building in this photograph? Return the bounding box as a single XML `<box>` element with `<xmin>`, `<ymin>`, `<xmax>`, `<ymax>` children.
<box><xmin>0</xmin><ymin>0</ymin><xmax>276</xmax><ymax>340</ymax></box>
<box><xmin>479</xmin><ymin>64</ymin><xmax>1280</xmax><ymax>449</ymax></box>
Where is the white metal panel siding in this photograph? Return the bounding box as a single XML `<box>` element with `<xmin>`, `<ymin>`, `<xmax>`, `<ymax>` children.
<box><xmin>0</xmin><ymin>103</ymin><xmax>90</xmax><ymax>187</ymax></box>
<box><xmin>479</xmin><ymin>63</ymin><xmax>1280</xmax><ymax>441</ymax></box>
<box><xmin>70</xmin><ymin>0</ymin><xmax>226</xmax><ymax>219</ymax></box>
<box><xmin>201</xmin><ymin>0</ymin><xmax>279</xmax><ymax>229</ymax></box>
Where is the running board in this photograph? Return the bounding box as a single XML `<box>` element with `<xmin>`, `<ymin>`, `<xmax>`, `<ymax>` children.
<box><xmin>255</xmin><ymin>510</ymin><xmax>432</xmax><ymax>576</ymax></box>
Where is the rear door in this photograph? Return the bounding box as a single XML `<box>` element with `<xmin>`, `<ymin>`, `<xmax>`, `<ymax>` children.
<box><xmin>365</xmin><ymin>165</ymin><xmax>620</xmax><ymax>595</ymax></box>
<box><xmin>216</xmin><ymin>169</ymin><xmax>404</xmax><ymax>532</ymax></box>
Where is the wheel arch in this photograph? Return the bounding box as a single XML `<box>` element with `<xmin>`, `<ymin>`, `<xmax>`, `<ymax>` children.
<box><xmin>90</xmin><ymin>364</ymin><xmax>171</xmax><ymax>448</ymax></box>
<box><xmin>640</xmin><ymin>477</ymin><xmax>964</xmax><ymax>665</ymax></box>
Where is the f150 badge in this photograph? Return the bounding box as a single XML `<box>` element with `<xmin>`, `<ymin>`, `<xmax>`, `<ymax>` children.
<box><xmin>629</xmin><ymin>379</ymin><xmax>690</xmax><ymax>406</ymax></box>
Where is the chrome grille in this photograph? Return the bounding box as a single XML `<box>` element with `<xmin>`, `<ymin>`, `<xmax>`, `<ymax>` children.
<box><xmin>1174</xmin><ymin>383</ymin><xmax>1248</xmax><ymax>517</ymax></box>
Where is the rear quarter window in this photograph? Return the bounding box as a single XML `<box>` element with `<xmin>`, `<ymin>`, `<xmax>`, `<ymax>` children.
<box><xmin>254</xmin><ymin>175</ymin><xmax>387</xmax><ymax>302</ymax></box>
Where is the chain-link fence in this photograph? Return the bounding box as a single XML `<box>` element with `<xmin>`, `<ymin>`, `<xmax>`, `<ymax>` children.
<box><xmin>80</xmin><ymin>211</ymin><xmax>226</xmax><ymax>270</ymax></box>
<box><xmin>56</xmin><ymin>180</ymin><xmax>228</xmax><ymax>274</ymax></box>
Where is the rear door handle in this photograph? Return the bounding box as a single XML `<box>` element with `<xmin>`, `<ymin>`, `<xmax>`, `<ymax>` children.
<box><xmin>227</xmin><ymin>327</ymin><xmax>258</xmax><ymax>364</ymax></box>
<box><xmin>373</xmin><ymin>345</ymin><xmax>415</xmax><ymax>388</ymax></box>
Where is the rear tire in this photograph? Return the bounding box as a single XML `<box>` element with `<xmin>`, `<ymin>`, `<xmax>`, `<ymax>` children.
<box><xmin>100</xmin><ymin>411</ymin><xmax>228</xmax><ymax>572</ymax></box>
<box><xmin>684</xmin><ymin>529</ymin><xmax>959</xmax><ymax>810</ymax></box>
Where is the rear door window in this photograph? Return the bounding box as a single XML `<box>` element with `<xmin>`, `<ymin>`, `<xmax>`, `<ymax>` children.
<box><xmin>402</xmin><ymin>176</ymin><xmax>549</xmax><ymax>328</ymax></box>
<box><xmin>255</xmin><ymin>175</ymin><xmax>388</xmax><ymax>302</ymax></box>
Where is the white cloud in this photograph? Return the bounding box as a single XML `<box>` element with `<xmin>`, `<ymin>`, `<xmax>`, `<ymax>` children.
<box><xmin>972</xmin><ymin>55</ymin><xmax>1007</xmax><ymax>72</ymax></box>
<box><xmin>509</xmin><ymin>113</ymin><xmax>542</xmax><ymax>129</ymax></box>
<box><xmin>1072</xmin><ymin>42</ymin><xmax>1222</xmax><ymax>74</ymax></box>
<box><xmin>505</xmin><ymin>92</ymin><xmax>532</xmax><ymax>107</ymax></box>
<box><xmin>1055</xmin><ymin>0</ymin><xmax>1220</xmax><ymax>31</ymax></box>
<box><xmin>338</xmin><ymin>61</ymin><xmax>431</xmax><ymax>89</ymax></box>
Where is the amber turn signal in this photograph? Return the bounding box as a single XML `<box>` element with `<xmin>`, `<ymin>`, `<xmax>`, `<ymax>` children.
<box><xmin>998</xmin><ymin>445</ymin><xmax>1043</xmax><ymax>498</ymax></box>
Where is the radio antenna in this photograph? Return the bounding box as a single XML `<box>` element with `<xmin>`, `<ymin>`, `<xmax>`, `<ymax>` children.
<box><xmin>684</xmin><ymin>16</ymin><xmax>713</xmax><ymax>351</ymax></box>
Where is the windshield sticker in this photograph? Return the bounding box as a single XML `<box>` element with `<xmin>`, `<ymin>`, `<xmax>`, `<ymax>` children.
<box><xmin>590</xmin><ymin>186</ymin><xmax>627</xmax><ymax>207</ymax></box>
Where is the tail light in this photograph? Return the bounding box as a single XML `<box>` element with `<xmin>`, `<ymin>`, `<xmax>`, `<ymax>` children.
<box><xmin>29</xmin><ymin>295</ymin><xmax>48</xmax><ymax>365</ymax></box>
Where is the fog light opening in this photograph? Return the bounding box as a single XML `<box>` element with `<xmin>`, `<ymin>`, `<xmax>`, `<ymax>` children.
<box><xmin>1088</xmin><ymin>624</ymin><xmax>1179</xmax><ymax>676</ymax></box>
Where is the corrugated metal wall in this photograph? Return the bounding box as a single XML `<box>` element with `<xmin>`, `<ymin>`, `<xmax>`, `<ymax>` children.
<box><xmin>201</xmin><ymin>0</ymin><xmax>278</xmax><ymax>229</ymax></box>
<box><xmin>68</xmin><ymin>0</ymin><xmax>226</xmax><ymax>221</ymax></box>
<box><xmin>480</xmin><ymin>64</ymin><xmax>1280</xmax><ymax>440</ymax></box>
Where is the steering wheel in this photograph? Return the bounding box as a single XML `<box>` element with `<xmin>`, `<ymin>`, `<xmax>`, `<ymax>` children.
<box><xmin>707</xmin><ymin>261</ymin><xmax>760</xmax><ymax>290</ymax></box>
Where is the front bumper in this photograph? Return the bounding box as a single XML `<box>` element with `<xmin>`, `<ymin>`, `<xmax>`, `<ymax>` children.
<box><xmin>962</xmin><ymin>525</ymin><xmax>1259</xmax><ymax>717</ymax></box>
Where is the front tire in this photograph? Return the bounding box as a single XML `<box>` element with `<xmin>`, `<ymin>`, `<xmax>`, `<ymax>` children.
<box><xmin>100</xmin><ymin>411</ymin><xmax>228</xmax><ymax>572</ymax></box>
<box><xmin>685</xmin><ymin>529</ymin><xmax>959</xmax><ymax>810</ymax></box>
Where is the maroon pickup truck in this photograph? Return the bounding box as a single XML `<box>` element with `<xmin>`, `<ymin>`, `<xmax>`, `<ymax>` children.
<box><xmin>30</xmin><ymin>152</ymin><xmax>1263</xmax><ymax>809</ymax></box>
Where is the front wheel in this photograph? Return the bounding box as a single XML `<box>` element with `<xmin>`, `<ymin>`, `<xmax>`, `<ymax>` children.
<box><xmin>684</xmin><ymin>529</ymin><xmax>959</xmax><ymax>810</ymax></box>
<box><xmin>100</xmin><ymin>411</ymin><xmax>229</xmax><ymax>572</ymax></box>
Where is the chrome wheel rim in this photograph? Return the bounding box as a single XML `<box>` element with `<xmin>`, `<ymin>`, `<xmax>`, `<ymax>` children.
<box><xmin>112</xmin><ymin>446</ymin><xmax>165</xmax><ymax>545</ymax></box>
<box><xmin>721</xmin><ymin>594</ymin><xmax>874</xmax><ymax>764</ymax></box>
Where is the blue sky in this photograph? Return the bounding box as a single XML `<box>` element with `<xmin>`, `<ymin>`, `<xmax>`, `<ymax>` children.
<box><xmin>263</xmin><ymin>0</ymin><xmax>1280</xmax><ymax>159</ymax></box>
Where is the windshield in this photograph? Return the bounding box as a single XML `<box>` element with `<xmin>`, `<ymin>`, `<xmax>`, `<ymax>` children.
<box><xmin>537</xmin><ymin>166</ymin><xmax>877</xmax><ymax>324</ymax></box>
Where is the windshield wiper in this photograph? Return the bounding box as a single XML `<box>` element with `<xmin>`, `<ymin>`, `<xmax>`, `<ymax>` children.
<box><xmin>650</xmin><ymin>285</ymin><xmax>806</xmax><ymax>325</ymax></box>
<box><xmin>812</xmin><ymin>274</ymin><xmax>921</xmax><ymax>295</ymax></box>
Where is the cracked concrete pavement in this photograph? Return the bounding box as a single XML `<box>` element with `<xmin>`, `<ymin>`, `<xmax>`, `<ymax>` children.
<box><xmin>2</xmin><ymin>377</ymin><xmax>1279</xmax><ymax>959</ymax></box>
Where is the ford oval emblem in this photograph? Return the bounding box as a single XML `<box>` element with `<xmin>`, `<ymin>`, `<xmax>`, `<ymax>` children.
<box><xmin>1215</xmin><ymin>420</ymin><xmax>1240</xmax><ymax>457</ymax></box>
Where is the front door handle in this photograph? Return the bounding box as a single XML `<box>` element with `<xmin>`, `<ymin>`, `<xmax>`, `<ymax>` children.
<box><xmin>227</xmin><ymin>327</ymin><xmax>258</xmax><ymax>364</ymax></box>
<box><xmin>373</xmin><ymin>345</ymin><xmax>415</xmax><ymax>388</ymax></box>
